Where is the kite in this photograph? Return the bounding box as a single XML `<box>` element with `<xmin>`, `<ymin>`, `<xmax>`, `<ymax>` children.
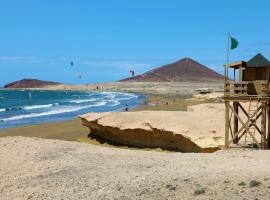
<box><xmin>77</xmin><ymin>73</ymin><xmax>82</xmax><ymax>79</ymax></box>
<box><xmin>130</xmin><ymin>69</ymin><xmax>135</xmax><ymax>77</ymax></box>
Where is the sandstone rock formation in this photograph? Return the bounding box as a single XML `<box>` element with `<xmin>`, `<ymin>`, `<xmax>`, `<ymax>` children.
<box><xmin>80</xmin><ymin>104</ymin><xmax>225</xmax><ymax>152</ymax></box>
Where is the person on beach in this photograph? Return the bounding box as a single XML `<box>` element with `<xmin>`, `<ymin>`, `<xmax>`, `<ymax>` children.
<box><xmin>123</xmin><ymin>104</ymin><xmax>129</xmax><ymax>111</ymax></box>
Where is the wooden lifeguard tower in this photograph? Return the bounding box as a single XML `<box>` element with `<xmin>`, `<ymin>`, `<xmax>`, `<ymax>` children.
<box><xmin>223</xmin><ymin>53</ymin><xmax>270</xmax><ymax>149</ymax></box>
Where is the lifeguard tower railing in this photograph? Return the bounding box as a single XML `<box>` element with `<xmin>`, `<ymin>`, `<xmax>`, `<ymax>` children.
<box><xmin>224</xmin><ymin>80</ymin><xmax>269</xmax><ymax>97</ymax></box>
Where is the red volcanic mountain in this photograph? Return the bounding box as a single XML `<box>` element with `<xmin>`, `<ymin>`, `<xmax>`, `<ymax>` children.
<box><xmin>4</xmin><ymin>79</ymin><xmax>61</xmax><ymax>89</ymax></box>
<box><xmin>120</xmin><ymin>58</ymin><xmax>223</xmax><ymax>82</ymax></box>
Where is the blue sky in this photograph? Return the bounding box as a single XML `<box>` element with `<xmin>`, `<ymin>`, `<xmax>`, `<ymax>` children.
<box><xmin>0</xmin><ymin>0</ymin><xmax>269</xmax><ymax>86</ymax></box>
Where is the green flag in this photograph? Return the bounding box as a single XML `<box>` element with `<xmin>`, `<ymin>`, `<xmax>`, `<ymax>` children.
<box><xmin>231</xmin><ymin>37</ymin><xmax>238</xmax><ymax>50</ymax></box>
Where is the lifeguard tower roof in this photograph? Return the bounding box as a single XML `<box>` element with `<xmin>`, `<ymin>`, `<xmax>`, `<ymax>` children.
<box><xmin>246</xmin><ymin>53</ymin><xmax>270</xmax><ymax>67</ymax></box>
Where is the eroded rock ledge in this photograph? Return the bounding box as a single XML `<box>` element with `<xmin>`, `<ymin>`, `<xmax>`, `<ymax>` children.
<box><xmin>79</xmin><ymin>104</ymin><xmax>225</xmax><ymax>153</ymax></box>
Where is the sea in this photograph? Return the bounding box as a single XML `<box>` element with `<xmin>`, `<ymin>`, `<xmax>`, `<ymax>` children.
<box><xmin>0</xmin><ymin>90</ymin><xmax>145</xmax><ymax>129</ymax></box>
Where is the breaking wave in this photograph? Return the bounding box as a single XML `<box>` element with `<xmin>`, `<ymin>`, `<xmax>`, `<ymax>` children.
<box><xmin>68</xmin><ymin>99</ymin><xmax>97</xmax><ymax>104</ymax></box>
<box><xmin>0</xmin><ymin>90</ymin><xmax>145</xmax><ymax>128</ymax></box>
<box><xmin>1</xmin><ymin>101</ymin><xmax>107</xmax><ymax>122</ymax></box>
<box><xmin>24</xmin><ymin>103</ymin><xmax>59</xmax><ymax>110</ymax></box>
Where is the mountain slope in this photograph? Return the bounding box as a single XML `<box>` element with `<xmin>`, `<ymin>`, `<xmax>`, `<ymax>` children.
<box><xmin>4</xmin><ymin>79</ymin><xmax>61</xmax><ymax>89</ymax></box>
<box><xmin>120</xmin><ymin>58</ymin><xmax>223</xmax><ymax>82</ymax></box>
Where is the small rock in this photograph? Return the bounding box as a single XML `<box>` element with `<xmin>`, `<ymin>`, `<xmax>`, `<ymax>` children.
<box><xmin>194</xmin><ymin>188</ymin><xmax>205</xmax><ymax>195</ymax></box>
<box><xmin>249</xmin><ymin>180</ymin><xmax>261</xmax><ymax>188</ymax></box>
<box><xmin>170</xmin><ymin>186</ymin><xmax>176</xmax><ymax>191</ymax></box>
<box><xmin>224</xmin><ymin>180</ymin><xmax>230</xmax><ymax>184</ymax></box>
<box><xmin>165</xmin><ymin>184</ymin><xmax>176</xmax><ymax>191</ymax></box>
<box><xmin>238</xmin><ymin>181</ymin><xmax>246</xmax><ymax>186</ymax></box>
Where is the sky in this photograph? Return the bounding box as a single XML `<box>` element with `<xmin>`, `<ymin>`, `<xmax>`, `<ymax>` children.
<box><xmin>0</xmin><ymin>0</ymin><xmax>269</xmax><ymax>86</ymax></box>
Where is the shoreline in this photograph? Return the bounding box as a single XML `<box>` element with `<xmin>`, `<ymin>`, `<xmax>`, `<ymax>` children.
<box><xmin>0</xmin><ymin>89</ymin><xmax>146</xmax><ymax>130</ymax></box>
<box><xmin>0</xmin><ymin>82</ymin><xmax>224</xmax><ymax>150</ymax></box>
<box><xmin>0</xmin><ymin>93</ymin><xmax>217</xmax><ymax>143</ymax></box>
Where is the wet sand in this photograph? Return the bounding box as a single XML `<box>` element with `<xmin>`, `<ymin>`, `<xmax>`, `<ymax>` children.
<box><xmin>0</xmin><ymin>119</ymin><xmax>89</xmax><ymax>141</ymax></box>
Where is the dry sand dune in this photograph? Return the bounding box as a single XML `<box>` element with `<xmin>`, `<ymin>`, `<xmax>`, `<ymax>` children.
<box><xmin>1</xmin><ymin>136</ymin><xmax>270</xmax><ymax>200</ymax></box>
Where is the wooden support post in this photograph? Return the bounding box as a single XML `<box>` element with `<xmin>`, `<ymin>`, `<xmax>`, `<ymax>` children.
<box><xmin>233</xmin><ymin>102</ymin><xmax>238</xmax><ymax>144</ymax></box>
<box><xmin>239</xmin><ymin>65</ymin><xmax>243</xmax><ymax>82</ymax></box>
<box><xmin>261</xmin><ymin>103</ymin><xmax>267</xmax><ymax>149</ymax></box>
<box><xmin>228</xmin><ymin>103</ymin><xmax>262</xmax><ymax>148</ymax></box>
<box><xmin>225</xmin><ymin>101</ymin><xmax>230</xmax><ymax>148</ymax></box>
<box><xmin>267</xmin><ymin>103</ymin><xmax>270</xmax><ymax>149</ymax></box>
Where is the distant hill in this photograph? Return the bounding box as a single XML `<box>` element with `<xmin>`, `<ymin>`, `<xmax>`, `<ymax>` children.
<box><xmin>120</xmin><ymin>58</ymin><xmax>223</xmax><ymax>82</ymax></box>
<box><xmin>4</xmin><ymin>79</ymin><xmax>61</xmax><ymax>89</ymax></box>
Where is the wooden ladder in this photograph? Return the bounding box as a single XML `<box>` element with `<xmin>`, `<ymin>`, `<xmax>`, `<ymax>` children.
<box><xmin>244</xmin><ymin>98</ymin><xmax>259</xmax><ymax>148</ymax></box>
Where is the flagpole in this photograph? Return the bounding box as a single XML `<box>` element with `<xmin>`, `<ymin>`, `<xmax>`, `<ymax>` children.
<box><xmin>227</xmin><ymin>33</ymin><xmax>230</xmax><ymax>80</ymax></box>
<box><xmin>224</xmin><ymin>33</ymin><xmax>230</xmax><ymax>95</ymax></box>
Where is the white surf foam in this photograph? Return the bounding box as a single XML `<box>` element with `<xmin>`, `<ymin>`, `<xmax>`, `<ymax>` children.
<box><xmin>101</xmin><ymin>92</ymin><xmax>117</xmax><ymax>99</ymax></box>
<box><xmin>69</xmin><ymin>99</ymin><xmax>97</xmax><ymax>104</ymax></box>
<box><xmin>0</xmin><ymin>108</ymin><xmax>5</xmax><ymax>112</ymax></box>
<box><xmin>23</xmin><ymin>104</ymin><xmax>55</xmax><ymax>110</ymax></box>
<box><xmin>107</xmin><ymin>100</ymin><xmax>120</xmax><ymax>106</ymax></box>
<box><xmin>1</xmin><ymin>106</ymin><xmax>83</xmax><ymax>121</ymax></box>
<box><xmin>91</xmin><ymin>101</ymin><xmax>107</xmax><ymax>107</ymax></box>
<box><xmin>2</xmin><ymin>101</ymin><xmax>108</xmax><ymax>121</ymax></box>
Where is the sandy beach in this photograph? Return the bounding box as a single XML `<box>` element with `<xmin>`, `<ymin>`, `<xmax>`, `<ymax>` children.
<box><xmin>2</xmin><ymin>1</ymin><xmax>269</xmax><ymax>199</ymax></box>
<box><xmin>1</xmin><ymin>136</ymin><xmax>270</xmax><ymax>200</ymax></box>
<box><xmin>1</xmin><ymin>82</ymin><xmax>269</xmax><ymax>200</ymax></box>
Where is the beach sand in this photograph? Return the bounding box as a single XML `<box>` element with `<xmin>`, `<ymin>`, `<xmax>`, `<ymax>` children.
<box><xmin>1</xmin><ymin>82</ymin><xmax>270</xmax><ymax>200</ymax></box>
<box><xmin>1</xmin><ymin>136</ymin><xmax>270</xmax><ymax>200</ymax></box>
<box><xmin>0</xmin><ymin>119</ymin><xmax>89</xmax><ymax>141</ymax></box>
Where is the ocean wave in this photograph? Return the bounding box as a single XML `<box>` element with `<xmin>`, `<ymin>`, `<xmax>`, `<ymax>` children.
<box><xmin>1</xmin><ymin>107</ymin><xmax>83</xmax><ymax>121</ymax></box>
<box><xmin>117</xmin><ymin>97</ymin><xmax>134</xmax><ymax>101</ymax></box>
<box><xmin>24</xmin><ymin>103</ymin><xmax>58</xmax><ymax>110</ymax></box>
<box><xmin>5</xmin><ymin>107</ymin><xmax>24</xmax><ymax>111</ymax></box>
<box><xmin>2</xmin><ymin>103</ymin><xmax>59</xmax><ymax>112</ymax></box>
<box><xmin>122</xmin><ymin>93</ymin><xmax>138</xmax><ymax>98</ymax></box>
<box><xmin>101</xmin><ymin>92</ymin><xmax>117</xmax><ymax>99</ymax></box>
<box><xmin>68</xmin><ymin>99</ymin><xmax>97</xmax><ymax>104</ymax></box>
<box><xmin>91</xmin><ymin>101</ymin><xmax>107</xmax><ymax>107</ymax></box>
<box><xmin>101</xmin><ymin>92</ymin><xmax>139</xmax><ymax>101</ymax></box>
<box><xmin>1</xmin><ymin>101</ymin><xmax>107</xmax><ymax>121</ymax></box>
<box><xmin>106</xmin><ymin>100</ymin><xmax>120</xmax><ymax>106</ymax></box>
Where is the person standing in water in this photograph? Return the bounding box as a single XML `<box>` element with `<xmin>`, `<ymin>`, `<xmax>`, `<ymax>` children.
<box><xmin>28</xmin><ymin>92</ymin><xmax>32</xmax><ymax>101</ymax></box>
